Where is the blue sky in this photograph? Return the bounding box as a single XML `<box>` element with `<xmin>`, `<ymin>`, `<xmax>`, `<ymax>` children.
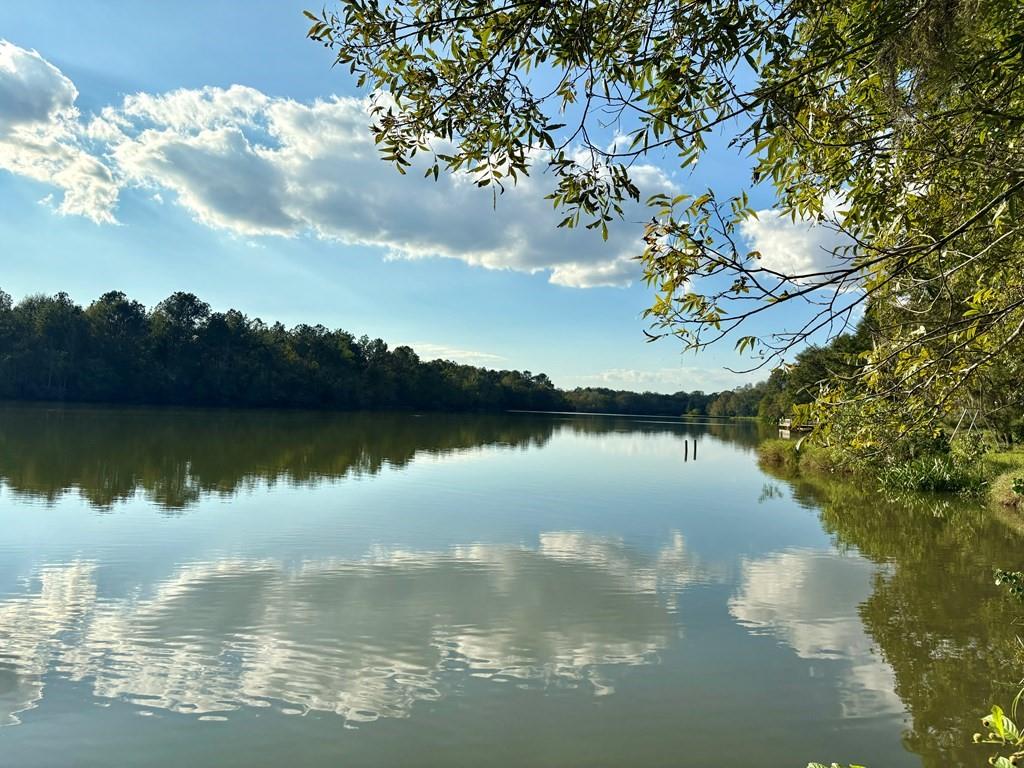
<box><xmin>0</xmin><ymin>1</ymin><xmax>839</xmax><ymax>393</ymax></box>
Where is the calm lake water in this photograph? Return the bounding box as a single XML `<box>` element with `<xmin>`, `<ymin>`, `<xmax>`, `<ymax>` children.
<box><xmin>1</xmin><ymin>404</ymin><xmax>1022</xmax><ymax>767</ymax></box>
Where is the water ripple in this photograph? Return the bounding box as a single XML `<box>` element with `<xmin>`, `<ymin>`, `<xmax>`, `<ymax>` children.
<box><xmin>0</xmin><ymin>533</ymin><xmax>705</xmax><ymax>726</ymax></box>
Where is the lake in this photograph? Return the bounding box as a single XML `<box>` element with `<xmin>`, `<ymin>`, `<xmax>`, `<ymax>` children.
<box><xmin>0</xmin><ymin>404</ymin><xmax>1022</xmax><ymax>767</ymax></box>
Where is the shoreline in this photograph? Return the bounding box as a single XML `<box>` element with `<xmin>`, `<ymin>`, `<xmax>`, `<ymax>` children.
<box><xmin>757</xmin><ymin>437</ymin><xmax>1024</xmax><ymax>514</ymax></box>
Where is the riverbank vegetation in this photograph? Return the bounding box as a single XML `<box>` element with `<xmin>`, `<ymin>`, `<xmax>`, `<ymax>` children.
<box><xmin>748</xmin><ymin>319</ymin><xmax>1024</xmax><ymax>504</ymax></box>
<box><xmin>758</xmin><ymin>434</ymin><xmax>1024</xmax><ymax>510</ymax></box>
<box><xmin>986</xmin><ymin>453</ymin><xmax>1024</xmax><ymax>513</ymax></box>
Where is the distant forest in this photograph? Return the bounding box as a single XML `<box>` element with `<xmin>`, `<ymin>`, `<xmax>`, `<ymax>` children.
<box><xmin>0</xmin><ymin>290</ymin><xmax>767</xmax><ymax>416</ymax></box>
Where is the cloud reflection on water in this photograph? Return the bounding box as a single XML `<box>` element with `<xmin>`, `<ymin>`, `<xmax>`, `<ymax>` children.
<box><xmin>0</xmin><ymin>532</ymin><xmax>713</xmax><ymax>726</ymax></box>
<box><xmin>729</xmin><ymin>548</ymin><xmax>904</xmax><ymax>719</ymax></box>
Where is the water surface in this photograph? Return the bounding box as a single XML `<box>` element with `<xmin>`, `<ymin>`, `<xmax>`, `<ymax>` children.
<box><xmin>0</xmin><ymin>404</ymin><xmax>1021</xmax><ymax>767</ymax></box>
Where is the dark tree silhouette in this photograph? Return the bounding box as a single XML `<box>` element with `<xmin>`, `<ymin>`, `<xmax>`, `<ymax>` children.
<box><xmin>0</xmin><ymin>289</ymin><xmax>747</xmax><ymax>416</ymax></box>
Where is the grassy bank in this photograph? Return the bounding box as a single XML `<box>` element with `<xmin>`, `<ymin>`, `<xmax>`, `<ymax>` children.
<box><xmin>756</xmin><ymin>438</ymin><xmax>849</xmax><ymax>476</ymax></box>
<box><xmin>984</xmin><ymin>451</ymin><xmax>1024</xmax><ymax>512</ymax></box>
<box><xmin>758</xmin><ymin>438</ymin><xmax>1024</xmax><ymax>507</ymax></box>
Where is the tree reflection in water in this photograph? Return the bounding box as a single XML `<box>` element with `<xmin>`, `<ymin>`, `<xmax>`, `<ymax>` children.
<box><xmin>761</xmin><ymin>463</ymin><xmax>1024</xmax><ymax>768</ymax></box>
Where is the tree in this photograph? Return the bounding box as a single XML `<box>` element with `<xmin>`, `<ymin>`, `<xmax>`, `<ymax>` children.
<box><xmin>0</xmin><ymin>290</ymin><xmax>14</xmax><ymax>399</ymax></box>
<box><xmin>755</xmin><ymin>368</ymin><xmax>791</xmax><ymax>423</ymax></box>
<box><xmin>85</xmin><ymin>291</ymin><xmax>151</xmax><ymax>399</ymax></box>
<box><xmin>307</xmin><ymin>0</ymin><xmax>1024</xmax><ymax>447</ymax></box>
<box><xmin>150</xmin><ymin>292</ymin><xmax>211</xmax><ymax>399</ymax></box>
<box><xmin>8</xmin><ymin>292</ymin><xmax>89</xmax><ymax>399</ymax></box>
<box><xmin>152</xmin><ymin>292</ymin><xmax>211</xmax><ymax>342</ymax></box>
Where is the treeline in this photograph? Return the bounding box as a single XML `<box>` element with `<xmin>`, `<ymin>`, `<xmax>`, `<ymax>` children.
<box><xmin>0</xmin><ymin>290</ymin><xmax>753</xmax><ymax>415</ymax></box>
<box><xmin>562</xmin><ymin>387</ymin><xmax>719</xmax><ymax>416</ymax></box>
<box><xmin>559</xmin><ymin>345</ymin><xmax>880</xmax><ymax>421</ymax></box>
<box><xmin>0</xmin><ymin>290</ymin><xmax>562</xmax><ymax>411</ymax></box>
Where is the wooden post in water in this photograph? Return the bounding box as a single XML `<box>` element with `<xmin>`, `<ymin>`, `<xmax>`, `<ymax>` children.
<box><xmin>693</xmin><ymin>440</ymin><xmax>697</xmax><ymax>460</ymax></box>
<box><xmin>684</xmin><ymin>441</ymin><xmax>689</xmax><ymax>461</ymax></box>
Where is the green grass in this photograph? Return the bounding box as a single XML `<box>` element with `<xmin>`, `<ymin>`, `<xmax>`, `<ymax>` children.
<box><xmin>756</xmin><ymin>439</ymin><xmax>847</xmax><ymax>476</ymax></box>
<box><xmin>757</xmin><ymin>438</ymin><xmax>799</xmax><ymax>468</ymax></box>
<box><xmin>877</xmin><ymin>453</ymin><xmax>986</xmax><ymax>493</ymax></box>
<box><xmin>759</xmin><ymin>437</ymin><xmax>996</xmax><ymax>493</ymax></box>
<box><xmin>984</xmin><ymin>450</ymin><xmax>1024</xmax><ymax>511</ymax></box>
<box><xmin>796</xmin><ymin>443</ymin><xmax>846</xmax><ymax>475</ymax></box>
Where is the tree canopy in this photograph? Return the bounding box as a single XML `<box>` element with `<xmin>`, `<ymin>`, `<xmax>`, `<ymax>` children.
<box><xmin>0</xmin><ymin>289</ymin><xmax>562</xmax><ymax>411</ymax></box>
<box><xmin>0</xmin><ymin>288</ymin><xmax>745</xmax><ymax>417</ymax></box>
<box><xmin>307</xmin><ymin>0</ymin><xmax>1024</xmax><ymax>449</ymax></box>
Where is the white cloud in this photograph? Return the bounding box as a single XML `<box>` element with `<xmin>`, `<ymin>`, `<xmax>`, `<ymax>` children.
<box><xmin>118</xmin><ymin>83</ymin><xmax>271</xmax><ymax>132</ymax></box>
<box><xmin>401</xmin><ymin>342</ymin><xmax>507</xmax><ymax>367</ymax></box>
<box><xmin>575</xmin><ymin>366</ymin><xmax>759</xmax><ymax>393</ymax></box>
<box><xmin>111</xmin><ymin>125</ymin><xmax>299</xmax><ymax>236</ymax></box>
<box><xmin>0</xmin><ymin>42</ymin><xmax>75</xmax><ymax>128</ymax></box>
<box><xmin>0</xmin><ymin>42</ymin><xmax>676</xmax><ymax>288</ymax></box>
<box><xmin>549</xmin><ymin>255</ymin><xmax>639</xmax><ymax>289</ymax></box>
<box><xmin>0</xmin><ymin>40</ymin><xmax>118</xmax><ymax>223</ymax></box>
<box><xmin>740</xmin><ymin>199</ymin><xmax>850</xmax><ymax>279</ymax></box>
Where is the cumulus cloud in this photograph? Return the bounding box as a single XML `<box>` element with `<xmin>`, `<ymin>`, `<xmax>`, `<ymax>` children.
<box><xmin>0</xmin><ymin>41</ymin><xmax>675</xmax><ymax>287</ymax></box>
<box><xmin>0</xmin><ymin>41</ymin><xmax>75</xmax><ymax>129</ymax></box>
<box><xmin>112</xmin><ymin>124</ymin><xmax>299</xmax><ymax>236</ymax></box>
<box><xmin>0</xmin><ymin>41</ymin><xmax>119</xmax><ymax>222</ymax></box>
<box><xmin>739</xmin><ymin>199</ymin><xmax>852</xmax><ymax>279</ymax></box>
<box><xmin>549</xmin><ymin>256</ymin><xmax>640</xmax><ymax>289</ymax></box>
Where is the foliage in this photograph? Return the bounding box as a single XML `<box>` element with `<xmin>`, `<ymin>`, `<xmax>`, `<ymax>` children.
<box><xmin>759</xmin><ymin>427</ymin><xmax>991</xmax><ymax>490</ymax></box>
<box><xmin>757</xmin><ymin>438</ymin><xmax>799</xmax><ymax>468</ymax></box>
<box><xmin>563</xmin><ymin>386</ymin><xmax>717</xmax><ymax>417</ymax></box>
<box><xmin>0</xmin><ymin>289</ymin><xmax>563</xmax><ymax>412</ymax></box>
<box><xmin>878</xmin><ymin>454</ymin><xmax>986</xmax><ymax>494</ymax></box>
<box><xmin>995</xmin><ymin>571</ymin><xmax>1024</xmax><ymax>601</ymax></box>
<box><xmin>0</xmin><ymin>289</ymin><xmax>756</xmax><ymax>415</ymax></box>
<box><xmin>794</xmin><ymin>442</ymin><xmax>846</xmax><ymax>476</ymax></box>
<box><xmin>757</xmin><ymin>438</ymin><xmax>848</xmax><ymax>477</ymax></box>
<box><xmin>974</xmin><ymin>694</ymin><xmax>1024</xmax><ymax>768</ymax></box>
<box><xmin>307</xmin><ymin>0</ymin><xmax>1024</xmax><ymax>448</ymax></box>
<box><xmin>706</xmin><ymin>381</ymin><xmax>768</xmax><ymax>418</ymax></box>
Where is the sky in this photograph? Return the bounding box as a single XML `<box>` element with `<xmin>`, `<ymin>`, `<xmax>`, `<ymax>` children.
<box><xmin>0</xmin><ymin>1</ymin><xmax>841</xmax><ymax>393</ymax></box>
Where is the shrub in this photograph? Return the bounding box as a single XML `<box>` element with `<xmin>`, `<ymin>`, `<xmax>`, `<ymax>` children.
<box><xmin>797</xmin><ymin>444</ymin><xmax>846</xmax><ymax>475</ymax></box>
<box><xmin>757</xmin><ymin>438</ymin><xmax>799</xmax><ymax>468</ymax></box>
<box><xmin>878</xmin><ymin>453</ymin><xmax>985</xmax><ymax>493</ymax></box>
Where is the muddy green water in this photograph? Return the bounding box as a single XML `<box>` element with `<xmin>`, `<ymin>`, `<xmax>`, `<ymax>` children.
<box><xmin>0</xmin><ymin>404</ymin><xmax>1021</xmax><ymax>767</ymax></box>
